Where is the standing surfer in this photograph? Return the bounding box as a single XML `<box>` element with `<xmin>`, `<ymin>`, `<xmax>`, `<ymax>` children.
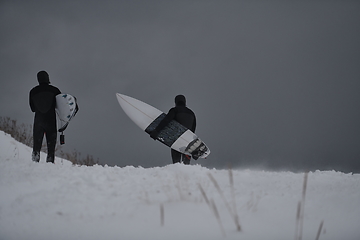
<box><xmin>29</xmin><ymin>71</ymin><xmax>61</xmax><ymax>163</ymax></box>
<box><xmin>150</xmin><ymin>95</ymin><xmax>196</xmax><ymax>165</ymax></box>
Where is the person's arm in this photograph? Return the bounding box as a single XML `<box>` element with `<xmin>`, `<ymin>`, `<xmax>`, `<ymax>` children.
<box><xmin>192</xmin><ymin>114</ymin><xmax>196</xmax><ymax>133</ymax></box>
<box><xmin>29</xmin><ymin>90</ymin><xmax>35</xmax><ymax>112</ymax></box>
<box><xmin>150</xmin><ymin>108</ymin><xmax>176</xmax><ymax>139</ymax></box>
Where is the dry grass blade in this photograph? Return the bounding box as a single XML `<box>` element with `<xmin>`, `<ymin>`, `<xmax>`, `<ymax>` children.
<box><xmin>208</xmin><ymin>173</ymin><xmax>241</xmax><ymax>231</ymax></box>
<box><xmin>295</xmin><ymin>201</ymin><xmax>301</xmax><ymax>240</ymax></box>
<box><xmin>295</xmin><ymin>172</ymin><xmax>309</xmax><ymax>240</ymax></box>
<box><xmin>315</xmin><ymin>220</ymin><xmax>324</xmax><ymax>240</ymax></box>
<box><xmin>198</xmin><ymin>183</ymin><xmax>210</xmax><ymax>205</ymax></box>
<box><xmin>210</xmin><ymin>199</ymin><xmax>226</xmax><ymax>237</ymax></box>
<box><xmin>198</xmin><ymin>184</ymin><xmax>226</xmax><ymax>237</ymax></box>
<box><xmin>229</xmin><ymin>167</ymin><xmax>241</xmax><ymax>231</ymax></box>
<box><xmin>160</xmin><ymin>203</ymin><xmax>164</xmax><ymax>226</ymax></box>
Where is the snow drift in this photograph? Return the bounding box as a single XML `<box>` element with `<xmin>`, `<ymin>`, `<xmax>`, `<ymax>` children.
<box><xmin>0</xmin><ymin>130</ymin><xmax>359</xmax><ymax>240</ymax></box>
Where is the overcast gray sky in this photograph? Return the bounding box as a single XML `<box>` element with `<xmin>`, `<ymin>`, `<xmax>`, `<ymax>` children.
<box><xmin>1</xmin><ymin>0</ymin><xmax>360</xmax><ymax>172</ymax></box>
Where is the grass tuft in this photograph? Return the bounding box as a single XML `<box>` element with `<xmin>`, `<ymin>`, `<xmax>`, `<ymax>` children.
<box><xmin>0</xmin><ymin>116</ymin><xmax>98</xmax><ymax>166</ymax></box>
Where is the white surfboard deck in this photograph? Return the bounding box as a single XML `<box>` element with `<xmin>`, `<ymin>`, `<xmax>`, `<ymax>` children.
<box><xmin>56</xmin><ymin>94</ymin><xmax>78</xmax><ymax>132</ymax></box>
<box><xmin>116</xmin><ymin>93</ymin><xmax>210</xmax><ymax>159</ymax></box>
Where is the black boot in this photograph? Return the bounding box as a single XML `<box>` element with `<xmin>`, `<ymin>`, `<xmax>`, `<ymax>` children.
<box><xmin>32</xmin><ymin>151</ymin><xmax>40</xmax><ymax>162</ymax></box>
<box><xmin>46</xmin><ymin>155</ymin><xmax>55</xmax><ymax>163</ymax></box>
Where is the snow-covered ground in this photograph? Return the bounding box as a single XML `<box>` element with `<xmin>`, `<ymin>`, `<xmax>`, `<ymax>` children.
<box><xmin>0</xmin><ymin>130</ymin><xmax>359</xmax><ymax>240</ymax></box>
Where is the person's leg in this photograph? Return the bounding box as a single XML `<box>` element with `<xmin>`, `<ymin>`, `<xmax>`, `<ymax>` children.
<box><xmin>32</xmin><ymin>121</ymin><xmax>44</xmax><ymax>162</ymax></box>
<box><xmin>182</xmin><ymin>154</ymin><xmax>191</xmax><ymax>165</ymax></box>
<box><xmin>171</xmin><ymin>149</ymin><xmax>182</xmax><ymax>164</ymax></box>
<box><xmin>45</xmin><ymin>123</ymin><xmax>57</xmax><ymax>163</ymax></box>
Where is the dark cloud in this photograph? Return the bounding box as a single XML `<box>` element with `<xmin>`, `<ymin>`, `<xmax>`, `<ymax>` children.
<box><xmin>1</xmin><ymin>1</ymin><xmax>360</xmax><ymax>172</ymax></box>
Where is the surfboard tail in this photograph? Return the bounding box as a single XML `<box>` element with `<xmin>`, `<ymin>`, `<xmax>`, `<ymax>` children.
<box><xmin>185</xmin><ymin>138</ymin><xmax>210</xmax><ymax>159</ymax></box>
<box><xmin>56</xmin><ymin>94</ymin><xmax>78</xmax><ymax>132</ymax></box>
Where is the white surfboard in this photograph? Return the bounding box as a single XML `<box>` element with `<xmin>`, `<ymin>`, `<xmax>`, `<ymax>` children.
<box><xmin>116</xmin><ymin>93</ymin><xmax>210</xmax><ymax>159</ymax></box>
<box><xmin>56</xmin><ymin>94</ymin><xmax>78</xmax><ymax>132</ymax></box>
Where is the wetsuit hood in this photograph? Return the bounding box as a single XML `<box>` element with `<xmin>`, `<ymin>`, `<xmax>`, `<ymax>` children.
<box><xmin>37</xmin><ymin>71</ymin><xmax>50</xmax><ymax>84</ymax></box>
<box><xmin>175</xmin><ymin>95</ymin><xmax>186</xmax><ymax>106</ymax></box>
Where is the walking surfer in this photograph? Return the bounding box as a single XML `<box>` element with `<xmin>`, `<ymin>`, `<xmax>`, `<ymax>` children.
<box><xmin>29</xmin><ymin>71</ymin><xmax>61</xmax><ymax>163</ymax></box>
<box><xmin>150</xmin><ymin>95</ymin><xmax>196</xmax><ymax>165</ymax></box>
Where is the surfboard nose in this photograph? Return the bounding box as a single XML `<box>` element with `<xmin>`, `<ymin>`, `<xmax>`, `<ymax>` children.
<box><xmin>116</xmin><ymin>93</ymin><xmax>163</xmax><ymax>131</ymax></box>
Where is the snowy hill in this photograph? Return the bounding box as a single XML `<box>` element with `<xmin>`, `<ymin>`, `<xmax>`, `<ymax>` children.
<box><xmin>0</xmin><ymin>130</ymin><xmax>359</xmax><ymax>240</ymax></box>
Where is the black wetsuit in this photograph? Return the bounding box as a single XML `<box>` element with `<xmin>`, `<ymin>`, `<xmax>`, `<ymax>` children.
<box><xmin>29</xmin><ymin>83</ymin><xmax>61</xmax><ymax>162</ymax></box>
<box><xmin>151</xmin><ymin>95</ymin><xmax>196</xmax><ymax>164</ymax></box>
